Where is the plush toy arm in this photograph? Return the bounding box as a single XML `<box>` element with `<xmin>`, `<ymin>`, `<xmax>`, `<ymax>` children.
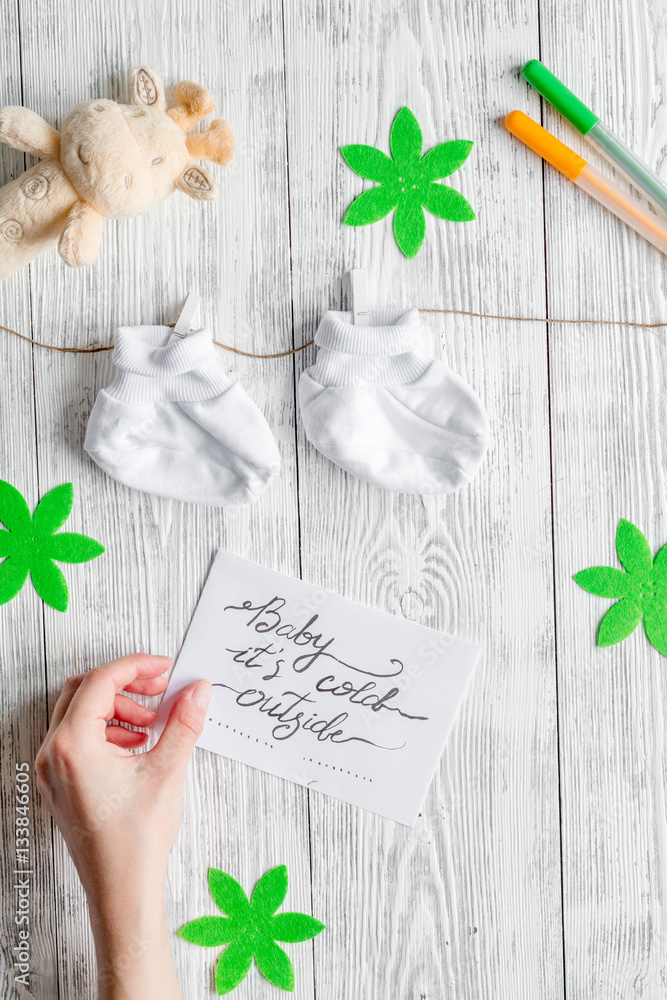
<box><xmin>0</xmin><ymin>107</ymin><xmax>60</xmax><ymax>158</ymax></box>
<box><xmin>58</xmin><ymin>201</ymin><xmax>104</xmax><ymax>268</ymax></box>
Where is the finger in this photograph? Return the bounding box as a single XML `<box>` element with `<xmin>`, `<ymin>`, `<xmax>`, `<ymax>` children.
<box><xmin>109</xmin><ymin>694</ymin><xmax>157</xmax><ymax>728</ymax></box>
<box><xmin>123</xmin><ymin>674</ymin><xmax>170</xmax><ymax>696</ymax></box>
<box><xmin>106</xmin><ymin>725</ymin><xmax>149</xmax><ymax>749</ymax></box>
<box><xmin>46</xmin><ymin>674</ymin><xmax>85</xmax><ymax>736</ymax></box>
<box><xmin>144</xmin><ymin>680</ymin><xmax>212</xmax><ymax>783</ymax></box>
<box><xmin>65</xmin><ymin>654</ymin><xmax>173</xmax><ymax>733</ymax></box>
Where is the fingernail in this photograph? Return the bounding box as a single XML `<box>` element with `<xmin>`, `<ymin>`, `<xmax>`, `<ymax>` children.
<box><xmin>192</xmin><ymin>680</ymin><xmax>212</xmax><ymax>710</ymax></box>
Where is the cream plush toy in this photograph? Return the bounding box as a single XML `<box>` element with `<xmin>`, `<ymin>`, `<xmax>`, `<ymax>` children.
<box><xmin>0</xmin><ymin>67</ymin><xmax>234</xmax><ymax>281</ymax></box>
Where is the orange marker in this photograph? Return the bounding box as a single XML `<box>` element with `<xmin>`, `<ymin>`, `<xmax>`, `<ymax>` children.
<box><xmin>505</xmin><ymin>110</ymin><xmax>667</xmax><ymax>255</ymax></box>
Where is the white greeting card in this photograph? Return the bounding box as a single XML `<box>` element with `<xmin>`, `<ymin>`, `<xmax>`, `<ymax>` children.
<box><xmin>157</xmin><ymin>550</ymin><xmax>481</xmax><ymax>826</ymax></box>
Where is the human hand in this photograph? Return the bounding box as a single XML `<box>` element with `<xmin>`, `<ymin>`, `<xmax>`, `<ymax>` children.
<box><xmin>35</xmin><ymin>654</ymin><xmax>212</xmax><ymax>1000</ymax></box>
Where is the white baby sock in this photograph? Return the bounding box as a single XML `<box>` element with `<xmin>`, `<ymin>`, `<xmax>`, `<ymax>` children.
<box><xmin>299</xmin><ymin>309</ymin><xmax>489</xmax><ymax>494</ymax></box>
<box><xmin>84</xmin><ymin>325</ymin><xmax>281</xmax><ymax>507</ymax></box>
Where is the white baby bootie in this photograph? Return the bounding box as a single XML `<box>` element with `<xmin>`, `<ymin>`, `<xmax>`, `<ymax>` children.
<box><xmin>299</xmin><ymin>309</ymin><xmax>489</xmax><ymax>494</ymax></box>
<box><xmin>85</xmin><ymin>325</ymin><xmax>280</xmax><ymax>506</ymax></box>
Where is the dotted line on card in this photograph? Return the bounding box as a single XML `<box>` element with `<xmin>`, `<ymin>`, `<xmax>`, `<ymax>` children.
<box><xmin>302</xmin><ymin>757</ymin><xmax>372</xmax><ymax>782</ymax></box>
<box><xmin>205</xmin><ymin>721</ymin><xmax>372</xmax><ymax>781</ymax></box>
<box><xmin>209</xmin><ymin>719</ymin><xmax>274</xmax><ymax>751</ymax></box>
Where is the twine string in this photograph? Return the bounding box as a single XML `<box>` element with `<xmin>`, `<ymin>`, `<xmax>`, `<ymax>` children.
<box><xmin>1</xmin><ymin>309</ymin><xmax>665</xmax><ymax>359</ymax></box>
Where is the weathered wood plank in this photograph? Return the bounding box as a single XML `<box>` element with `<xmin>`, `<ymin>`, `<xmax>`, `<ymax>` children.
<box><xmin>283</xmin><ymin>1</ymin><xmax>564</xmax><ymax>997</ymax></box>
<box><xmin>11</xmin><ymin>0</ymin><xmax>312</xmax><ymax>996</ymax></box>
<box><xmin>0</xmin><ymin>4</ymin><xmax>59</xmax><ymax>996</ymax></box>
<box><xmin>6</xmin><ymin>0</ymin><xmax>663</xmax><ymax>996</ymax></box>
<box><xmin>541</xmin><ymin>0</ymin><xmax>667</xmax><ymax>996</ymax></box>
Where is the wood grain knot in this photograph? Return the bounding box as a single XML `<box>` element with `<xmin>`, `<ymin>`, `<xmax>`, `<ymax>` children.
<box><xmin>400</xmin><ymin>590</ymin><xmax>425</xmax><ymax>621</ymax></box>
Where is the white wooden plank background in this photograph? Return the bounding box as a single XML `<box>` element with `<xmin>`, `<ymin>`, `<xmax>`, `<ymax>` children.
<box><xmin>542</xmin><ymin>2</ymin><xmax>667</xmax><ymax>997</ymax></box>
<box><xmin>0</xmin><ymin>0</ymin><xmax>665</xmax><ymax>998</ymax></box>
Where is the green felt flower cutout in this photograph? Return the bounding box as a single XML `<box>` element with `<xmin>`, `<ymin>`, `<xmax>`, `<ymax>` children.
<box><xmin>178</xmin><ymin>865</ymin><xmax>325</xmax><ymax>995</ymax></box>
<box><xmin>341</xmin><ymin>106</ymin><xmax>475</xmax><ymax>258</ymax></box>
<box><xmin>573</xmin><ymin>518</ymin><xmax>667</xmax><ymax>655</ymax></box>
<box><xmin>0</xmin><ymin>480</ymin><xmax>105</xmax><ymax>613</ymax></box>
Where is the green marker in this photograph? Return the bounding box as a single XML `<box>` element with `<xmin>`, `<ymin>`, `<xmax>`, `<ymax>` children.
<box><xmin>522</xmin><ymin>59</ymin><xmax>667</xmax><ymax>219</ymax></box>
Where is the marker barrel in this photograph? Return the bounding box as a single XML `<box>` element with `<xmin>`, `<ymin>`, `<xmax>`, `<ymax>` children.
<box><xmin>587</xmin><ymin>120</ymin><xmax>667</xmax><ymax>219</ymax></box>
<box><xmin>575</xmin><ymin>163</ymin><xmax>667</xmax><ymax>255</ymax></box>
<box><xmin>522</xmin><ymin>60</ymin><xmax>667</xmax><ymax>221</ymax></box>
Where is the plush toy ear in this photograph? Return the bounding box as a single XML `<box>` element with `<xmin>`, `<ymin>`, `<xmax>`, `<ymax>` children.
<box><xmin>175</xmin><ymin>164</ymin><xmax>219</xmax><ymax>201</ymax></box>
<box><xmin>167</xmin><ymin>81</ymin><xmax>216</xmax><ymax>131</ymax></box>
<box><xmin>130</xmin><ymin>67</ymin><xmax>166</xmax><ymax>112</ymax></box>
<box><xmin>186</xmin><ymin>119</ymin><xmax>235</xmax><ymax>167</ymax></box>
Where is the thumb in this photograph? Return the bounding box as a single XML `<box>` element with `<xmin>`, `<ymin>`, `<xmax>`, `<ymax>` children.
<box><xmin>147</xmin><ymin>680</ymin><xmax>212</xmax><ymax>781</ymax></box>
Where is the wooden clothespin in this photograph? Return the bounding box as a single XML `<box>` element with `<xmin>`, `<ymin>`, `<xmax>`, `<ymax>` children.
<box><xmin>346</xmin><ymin>268</ymin><xmax>369</xmax><ymax>326</ymax></box>
<box><xmin>168</xmin><ymin>292</ymin><xmax>201</xmax><ymax>344</ymax></box>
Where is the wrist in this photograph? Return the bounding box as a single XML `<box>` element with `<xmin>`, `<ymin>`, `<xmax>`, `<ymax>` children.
<box><xmin>86</xmin><ymin>861</ymin><xmax>167</xmax><ymax>933</ymax></box>
<box><xmin>80</xmin><ymin>848</ymin><xmax>165</xmax><ymax>900</ymax></box>
<box><xmin>89</xmin><ymin>886</ymin><xmax>178</xmax><ymax>1000</ymax></box>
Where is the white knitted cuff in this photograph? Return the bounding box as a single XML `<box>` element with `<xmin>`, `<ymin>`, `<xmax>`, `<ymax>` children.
<box><xmin>105</xmin><ymin>325</ymin><xmax>233</xmax><ymax>403</ymax></box>
<box><xmin>309</xmin><ymin>309</ymin><xmax>432</xmax><ymax>386</ymax></box>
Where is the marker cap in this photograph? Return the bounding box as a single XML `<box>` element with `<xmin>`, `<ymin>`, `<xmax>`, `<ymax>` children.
<box><xmin>505</xmin><ymin>110</ymin><xmax>587</xmax><ymax>181</ymax></box>
<box><xmin>522</xmin><ymin>59</ymin><xmax>600</xmax><ymax>135</ymax></box>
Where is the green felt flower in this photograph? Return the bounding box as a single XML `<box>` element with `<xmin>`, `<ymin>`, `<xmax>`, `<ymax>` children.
<box><xmin>0</xmin><ymin>480</ymin><xmax>105</xmax><ymax>613</ymax></box>
<box><xmin>573</xmin><ymin>518</ymin><xmax>667</xmax><ymax>655</ymax></box>
<box><xmin>178</xmin><ymin>865</ymin><xmax>325</xmax><ymax>995</ymax></box>
<box><xmin>341</xmin><ymin>106</ymin><xmax>475</xmax><ymax>258</ymax></box>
